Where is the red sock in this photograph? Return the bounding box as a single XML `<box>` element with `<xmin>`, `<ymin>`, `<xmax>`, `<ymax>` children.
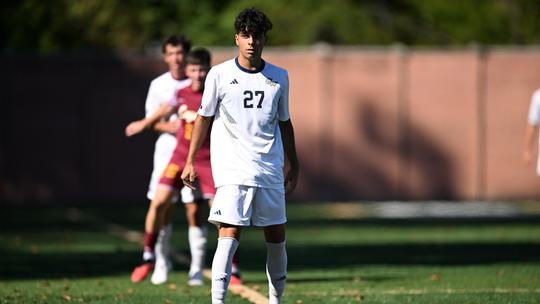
<box><xmin>143</xmin><ymin>232</ymin><xmax>158</xmax><ymax>253</ymax></box>
<box><xmin>232</xmin><ymin>251</ymin><xmax>239</xmax><ymax>265</ymax></box>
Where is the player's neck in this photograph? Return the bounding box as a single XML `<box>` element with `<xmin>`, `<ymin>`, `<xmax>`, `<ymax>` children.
<box><xmin>191</xmin><ymin>83</ymin><xmax>204</xmax><ymax>93</ymax></box>
<box><xmin>237</xmin><ymin>55</ymin><xmax>263</xmax><ymax>71</ymax></box>
<box><xmin>170</xmin><ymin>69</ymin><xmax>185</xmax><ymax>80</ymax></box>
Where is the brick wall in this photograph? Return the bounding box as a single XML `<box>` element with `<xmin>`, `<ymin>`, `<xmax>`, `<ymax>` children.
<box><xmin>1</xmin><ymin>47</ymin><xmax>539</xmax><ymax>203</ymax></box>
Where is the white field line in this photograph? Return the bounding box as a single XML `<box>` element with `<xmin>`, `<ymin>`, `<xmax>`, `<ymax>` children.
<box><xmin>67</xmin><ymin>208</ymin><xmax>269</xmax><ymax>304</ymax></box>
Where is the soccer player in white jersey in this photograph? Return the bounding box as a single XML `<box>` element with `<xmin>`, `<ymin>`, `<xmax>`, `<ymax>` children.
<box><xmin>125</xmin><ymin>35</ymin><xmax>195</xmax><ymax>284</ymax></box>
<box><xmin>524</xmin><ymin>88</ymin><xmax>540</xmax><ymax>175</ymax></box>
<box><xmin>181</xmin><ymin>8</ymin><xmax>299</xmax><ymax>304</ymax></box>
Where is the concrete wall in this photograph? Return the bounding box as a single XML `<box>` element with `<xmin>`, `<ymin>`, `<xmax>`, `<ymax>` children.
<box><xmin>1</xmin><ymin>47</ymin><xmax>539</xmax><ymax>203</ymax></box>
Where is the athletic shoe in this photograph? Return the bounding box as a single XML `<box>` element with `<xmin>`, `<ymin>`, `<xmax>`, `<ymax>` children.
<box><xmin>150</xmin><ymin>259</ymin><xmax>171</xmax><ymax>285</ymax></box>
<box><xmin>229</xmin><ymin>272</ymin><xmax>243</xmax><ymax>285</ymax></box>
<box><xmin>188</xmin><ymin>270</ymin><xmax>204</xmax><ymax>286</ymax></box>
<box><xmin>130</xmin><ymin>261</ymin><xmax>154</xmax><ymax>283</ymax></box>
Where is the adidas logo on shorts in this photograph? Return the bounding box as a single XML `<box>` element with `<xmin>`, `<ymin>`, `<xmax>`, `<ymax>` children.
<box><xmin>214</xmin><ymin>210</ymin><xmax>221</xmax><ymax>215</ymax></box>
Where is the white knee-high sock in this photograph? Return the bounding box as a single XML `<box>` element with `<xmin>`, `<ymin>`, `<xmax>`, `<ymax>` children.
<box><xmin>266</xmin><ymin>241</ymin><xmax>287</xmax><ymax>304</ymax></box>
<box><xmin>188</xmin><ymin>225</ymin><xmax>208</xmax><ymax>274</ymax></box>
<box><xmin>155</xmin><ymin>224</ymin><xmax>172</xmax><ymax>264</ymax></box>
<box><xmin>211</xmin><ymin>237</ymin><xmax>239</xmax><ymax>304</ymax></box>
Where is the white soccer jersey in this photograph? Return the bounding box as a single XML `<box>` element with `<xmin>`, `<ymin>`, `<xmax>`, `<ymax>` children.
<box><xmin>198</xmin><ymin>58</ymin><xmax>290</xmax><ymax>189</ymax></box>
<box><xmin>528</xmin><ymin>88</ymin><xmax>540</xmax><ymax>176</ymax></box>
<box><xmin>144</xmin><ymin>72</ymin><xmax>191</xmax><ymax>199</ymax></box>
<box><xmin>145</xmin><ymin>72</ymin><xmax>191</xmax><ymax>120</ymax></box>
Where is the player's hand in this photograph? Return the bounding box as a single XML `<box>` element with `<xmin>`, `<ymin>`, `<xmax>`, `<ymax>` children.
<box><xmin>161</xmin><ymin>120</ymin><xmax>181</xmax><ymax>134</ymax></box>
<box><xmin>183</xmin><ymin>111</ymin><xmax>198</xmax><ymax>123</ymax></box>
<box><xmin>284</xmin><ymin>164</ymin><xmax>299</xmax><ymax>195</ymax></box>
<box><xmin>181</xmin><ymin>163</ymin><xmax>197</xmax><ymax>190</ymax></box>
<box><xmin>125</xmin><ymin>120</ymin><xmax>146</xmax><ymax>137</ymax></box>
<box><xmin>178</xmin><ymin>104</ymin><xmax>188</xmax><ymax>118</ymax></box>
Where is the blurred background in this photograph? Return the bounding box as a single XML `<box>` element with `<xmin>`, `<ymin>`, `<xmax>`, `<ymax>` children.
<box><xmin>2</xmin><ymin>0</ymin><xmax>540</xmax><ymax>204</ymax></box>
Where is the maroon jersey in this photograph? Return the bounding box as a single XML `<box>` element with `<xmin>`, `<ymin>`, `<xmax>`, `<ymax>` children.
<box><xmin>174</xmin><ymin>86</ymin><xmax>211</xmax><ymax>161</ymax></box>
<box><xmin>159</xmin><ymin>86</ymin><xmax>215</xmax><ymax>196</ymax></box>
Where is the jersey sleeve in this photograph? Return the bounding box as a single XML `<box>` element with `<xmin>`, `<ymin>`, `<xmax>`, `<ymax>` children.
<box><xmin>198</xmin><ymin>67</ymin><xmax>219</xmax><ymax>117</ymax></box>
<box><xmin>277</xmin><ymin>71</ymin><xmax>290</xmax><ymax>121</ymax></box>
<box><xmin>528</xmin><ymin>89</ymin><xmax>540</xmax><ymax>126</ymax></box>
<box><xmin>168</xmin><ymin>88</ymin><xmax>183</xmax><ymax>109</ymax></box>
<box><xmin>168</xmin><ymin>89</ymin><xmax>180</xmax><ymax>108</ymax></box>
<box><xmin>144</xmin><ymin>81</ymin><xmax>159</xmax><ymax>118</ymax></box>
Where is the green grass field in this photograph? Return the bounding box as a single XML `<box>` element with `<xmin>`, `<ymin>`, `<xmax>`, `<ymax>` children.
<box><xmin>1</xmin><ymin>202</ymin><xmax>540</xmax><ymax>303</ymax></box>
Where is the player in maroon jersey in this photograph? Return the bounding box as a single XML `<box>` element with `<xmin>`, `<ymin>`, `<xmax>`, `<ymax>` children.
<box><xmin>131</xmin><ymin>48</ymin><xmax>242</xmax><ymax>286</ymax></box>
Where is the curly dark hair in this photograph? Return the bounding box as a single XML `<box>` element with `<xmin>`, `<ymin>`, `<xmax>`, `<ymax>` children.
<box><xmin>234</xmin><ymin>7</ymin><xmax>273</xmax><ymax>38</ymax></box>
<box><xmin>161</xmin><ymin>35</ymin><xmax>191</xmax><ymax>54</ymax></box>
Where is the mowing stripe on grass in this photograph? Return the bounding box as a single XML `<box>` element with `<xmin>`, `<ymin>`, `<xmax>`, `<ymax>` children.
<box><xmin>66</xmin><ymin>208</ymin><xmax>269</xmax><ymax>304</ymax></box>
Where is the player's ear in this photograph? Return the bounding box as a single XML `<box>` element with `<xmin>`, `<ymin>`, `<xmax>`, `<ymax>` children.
<box><xmin>235</xmin><ymin>34</ymin><xmax>240</xmax><ymax>46</ymax></box>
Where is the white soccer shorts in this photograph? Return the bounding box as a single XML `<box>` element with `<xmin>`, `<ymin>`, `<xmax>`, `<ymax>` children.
<box><xmin>208</xmin><ymin>185</ymin><xmax>286</xmax><ymax>227</ymax></box>
<box><xmin>147</xmin><ymin>134</ymin><xmax>178</xmax><ymax>203</ymax></box>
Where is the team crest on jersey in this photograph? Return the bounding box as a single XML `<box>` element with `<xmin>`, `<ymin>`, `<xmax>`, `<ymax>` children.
<box><xmin>265</xmin><ymin>77</ymin><xmax>278</xmax><ymax>87</ymax></box>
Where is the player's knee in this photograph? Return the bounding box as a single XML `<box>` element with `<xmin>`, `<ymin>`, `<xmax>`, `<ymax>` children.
<box><xmin>150</xmin><ymin>199</ymin><xmax>169</xmax><ymax>213</ymax></box>
<box><xmin>218</xmin><ymin>225</ymin><xmax>241</xmax><ymax>240</ymax></box>
<box><xmin>264</xmin><ymin>224</ymin><xmax>286</xmax><ymax>243</ymax></box>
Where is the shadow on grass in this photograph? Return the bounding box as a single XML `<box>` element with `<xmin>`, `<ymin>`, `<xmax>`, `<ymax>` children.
<box><xmin>0</xmin><ymin>249</ymin><xmax>147</xmax><ymax>281</ymax></box>
<box><xmin>1</xmin><ymin>206</ymin><xmax>539</xmax><ymax>281</ymax></box>
<box><xmin>286</xmin><ymin>242</ymin><xmax>540</xmax><ymax>269</ymax></box>
<box><xmin>4</xmin><ymin>240</ymin><xmax>538</xmax><ymax>281</ymax></box>
<box><xmin>233</xmin><ymin>242</ymin><xmax>540</xmax><ymax>273</ymax></box>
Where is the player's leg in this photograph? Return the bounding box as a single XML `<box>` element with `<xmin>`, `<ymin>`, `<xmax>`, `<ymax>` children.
<box><xmin>208</xmin><ymin>185</ymin><xmax>254</xmax><ymax>304</ymax></box>
<box><xmin>150</xmin><ymin>199</ymin><xmax>175</xmax><ymax>285</ymax></box>
<box><xmin>183</xmin><ymin>186</ymin><xmax>208</xmax><ymax>286</ymax></box>
<box><xmin>155</xmin><ymin>201</ymin><xmax>174</xmax><ymax>270</ymax></box>
<box><xmin>145</xmin><ymin>186</ymin><xmax>175</xmax><ymax>235</ymax></box>
<box><xmin>253</xmin><ymin>187</ymin><xmax>287</xmax><ymax>304</ymax></box>
<box><xmin>211</xmin><ymin>225</ymin><xmax>242</xmax><ymax>304</ymax></box>
<box><xmin>207</xmin><ymin>192</ymin><xmax>242</xmax><ymax>285</ymax></box>
<box><xmin>140</xmin><ymin>137</ymin><xmax>177</xmax><ymax>284</ymax></box>
<box><xmin>263</xmin><ymin>224</ymin><xmax>287</xmax><ymax>304</ymax></box>
<box><xmin>131</xmin><ymin>185</ymin><xmax>175</xmax><ymax>283</ymax></box>
<box><xmin>149</xmin><ymin>159</ymin><xmax>183</xmax><ymax>284</ymax></box>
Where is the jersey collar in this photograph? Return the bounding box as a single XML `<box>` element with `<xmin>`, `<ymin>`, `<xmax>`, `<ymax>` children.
<box><xmin>235</xmin><ymin>57</ymin><xmax>265</xmax><ymax>74</ymax></box>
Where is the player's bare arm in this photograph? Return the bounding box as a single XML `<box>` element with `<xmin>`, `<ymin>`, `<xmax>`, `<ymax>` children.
<box><xmin>524</xmin><ymin>124</ymin><xmax>538</xmax><ymax>164</ymax></box>
<box><xmin>279</xmin><ymin>119</ymin><xmax>299</xmax><ymax>195</ymax></box>
<box><xmin>181</xmin><ymin>114</ymin><xmax>214</xmax><ymax>189</ymax></box>
<box><xmin>153</xmin><ymin>119</ymin><xmax>180</xmax><ymax>134</ymax></box>
<box><xmin>125</xmin><ymin>103</ymin><xmax>176</xmax><ymax>137</ymax></box>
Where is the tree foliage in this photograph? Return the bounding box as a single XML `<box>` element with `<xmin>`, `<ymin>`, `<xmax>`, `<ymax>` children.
<box><xmin>2</xmin><ymin>0</ymin><xmax>539</xmax><ymax>53</ymax></box>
